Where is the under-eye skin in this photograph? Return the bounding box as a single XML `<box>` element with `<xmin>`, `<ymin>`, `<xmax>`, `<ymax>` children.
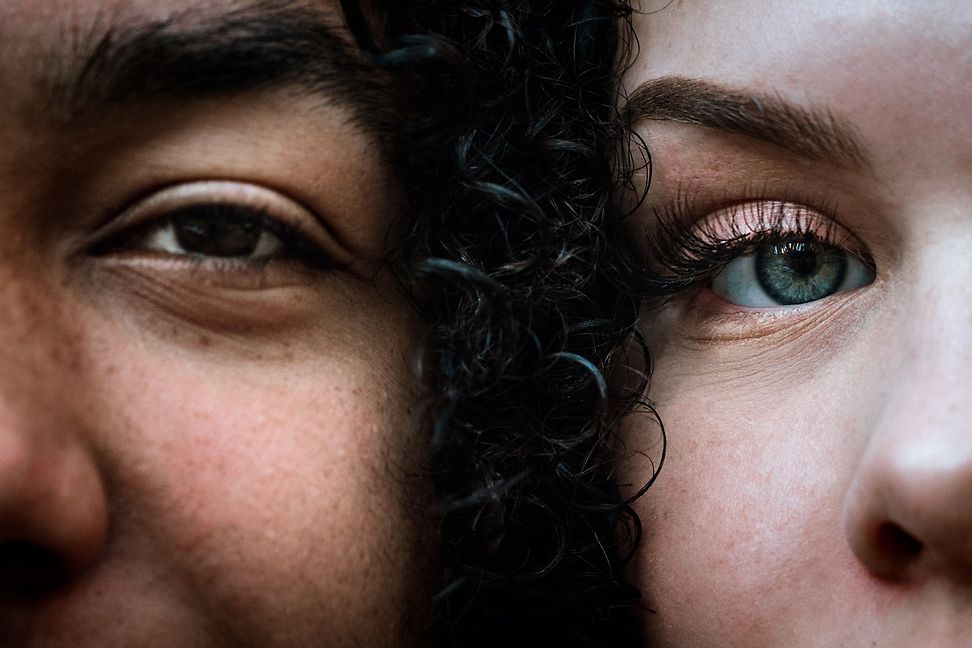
<box><xmin>642</xmin><ymin>198</ymin><xmax>877</xmax><ymax>310</ymax></box>
<box><xmin>92</xmin><ymin>181</ymin><xmax>345</xmax><ymax>278</ymax></box>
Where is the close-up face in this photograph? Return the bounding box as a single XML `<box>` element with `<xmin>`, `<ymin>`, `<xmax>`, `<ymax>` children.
<box><xmin>621</xmin><ymin>0</ymin><xmax>972</xmax><ymax>645</ymax></box>
<box><xmin>0</xmin><ymin>1</ymin><xmax>434</xmax><ymax>646</ymax></box>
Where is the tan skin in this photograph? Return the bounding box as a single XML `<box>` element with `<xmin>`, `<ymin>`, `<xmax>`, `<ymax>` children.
<box><xmin>622</xmin><ymin>0</ymin><xmax>972</xmax><ymax>645</ymax></box>
<box><xmin>0</xmin><ymin>1</ymin><xmax>434</xmax><ymax>646</ymax></box>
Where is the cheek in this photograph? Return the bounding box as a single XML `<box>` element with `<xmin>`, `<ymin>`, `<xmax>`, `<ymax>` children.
<box><xmin>622</xmin><ymin>336</ymin><xmax>877</xmax><ymax>643</ymax></box>
<box><xmin>81</xmin><ymin>316</ymin><xmax>433</xmax><ymax>646</ymax></box>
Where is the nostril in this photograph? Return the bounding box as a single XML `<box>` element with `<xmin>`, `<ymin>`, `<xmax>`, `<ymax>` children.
<box><xmin>876</xmin><ymin>522</ymin><xmax>923</xmax><ymax>563</ymax></box>
<box><xmin>0</xmin><ymin>541</ymin><xmax>70</xmax><ymax>598</ymax></box>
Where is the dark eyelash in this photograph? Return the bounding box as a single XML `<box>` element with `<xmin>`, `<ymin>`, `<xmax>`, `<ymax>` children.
<box><xmin>95</xmin><ymin>203</ymin><xmax>333</xmax><ymax>270</ymax></box>
<box><xmin>638</xmin><ymin>190</ymin><xmax>864</xmax><ymax>306</ymax></box>
<box><xmin>207</xmin><ymin>206</ymin><xmax>331</xmax><ymax>269</ymax></box>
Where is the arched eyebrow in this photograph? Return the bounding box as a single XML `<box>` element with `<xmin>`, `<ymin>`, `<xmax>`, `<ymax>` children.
<box><xmin>622</xmin><ymin>76</ymin><xmax>870</xmax><ymax>172</ymax></box>
<box><xmin>45</xmin><ymin>2</ymin><xmax>394</xmax><ymax>133</ymax></box>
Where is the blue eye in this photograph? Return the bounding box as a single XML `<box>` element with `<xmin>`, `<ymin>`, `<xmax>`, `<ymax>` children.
<box><xmin>712</xmin><ymin>239</ymin><xmax>875</xmax><ymax>307</ymax></box>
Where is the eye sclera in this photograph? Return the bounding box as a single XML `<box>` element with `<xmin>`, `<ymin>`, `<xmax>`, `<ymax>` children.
<box><xmin>711</xmin><ymin>238</ymin><xmax>876</xmax><ymax>308</ymax></box>
<box><xmin>641</xmin><ymin>196</ymin><xmax>877</xmax><ymax>310</ymax></box>
<box><xmin>696</xmin><ymin>201</ymin><xmax>875</xmax><ymax>308</ymax></box>
<box><xmin>91</xmin><ymin>180</ymin><xmax>352</xmax><ymax>268</ymax></box>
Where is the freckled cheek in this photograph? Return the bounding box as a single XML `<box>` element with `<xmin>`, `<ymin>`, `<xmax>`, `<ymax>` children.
<box><xmin>624</xmin><ymin>353</ymin><xmax>869</xmax><ymax>639</ymax></box>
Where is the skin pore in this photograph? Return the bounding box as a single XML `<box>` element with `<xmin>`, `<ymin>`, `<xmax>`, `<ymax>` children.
<box><xmin>621</xmin><ymin>0</ymin><xmax>972</xmax><ymax>645</ymax></box>
<box><xmin>0</xmin><ymin>1</ymin><xmax>434</xmax><ymax>646</ymax></box>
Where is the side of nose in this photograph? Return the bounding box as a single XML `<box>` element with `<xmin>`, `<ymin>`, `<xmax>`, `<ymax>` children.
<box><xmin>844</xmin><ymin>421</ymin><xmax>972</xmax><ymax>581</ymax></box>
<box><xmin>0</xmin><ymin>281</ymin><xmax>109</xmax><ymax>597</ymax></box>
<box><xmin>843</xmin><ymin>261</ymin><xmax>972</xmax><ymax>583</ymax></box>
<box><xmin>0</xmin><ymin>425</ymin><xmax>108</xmax><ymax>595</ymax></box>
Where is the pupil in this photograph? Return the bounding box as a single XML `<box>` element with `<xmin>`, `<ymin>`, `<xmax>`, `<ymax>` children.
<box><xmin>755</xmin><ymin>241</ymin><xmax>847</xmax><ymax>305</ymax></box>
<box><xmin>785</xmin><ymin>243</ymin><xmax>819</xmax><ymax>276</ymax></box>
<box><xmin>171</xmin><ymin>209</ymin><xmax>262</xmax><ymax>257</ymax></box>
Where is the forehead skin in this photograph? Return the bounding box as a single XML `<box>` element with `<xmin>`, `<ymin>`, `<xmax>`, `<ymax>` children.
<box><xmin>626</xmin><ymin>0</ymin><xmax>972</xmax><ymax>177</ymax></box>
<box><xmin>0</xmin><ymin>1</ymin><xmax>434</xmax><ymax>646</ymax></box>
<box><xmin>622</xmin><ymin>1</ymin><xmax>972</xmax><ymax>647</ymax></box>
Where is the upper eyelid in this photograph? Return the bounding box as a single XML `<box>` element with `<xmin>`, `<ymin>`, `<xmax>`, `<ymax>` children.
<box><xmin>650</xmin><ymin>179</ymin><xmax>848</xmax><ymax>227</ymax></box>
<box><xmin>694</xmin><ymin>202</ymin><xmax>866</xmax><ymax>253</ymax></box>
<box><xmin>88</xmin><ymin>181</ymin><xmax>353</xmax><ymax>265</ymax></box>
<box><xmin>650</xmin><ymin>196</ymin><xmax>870</xmax><ymax>258</ymax></box>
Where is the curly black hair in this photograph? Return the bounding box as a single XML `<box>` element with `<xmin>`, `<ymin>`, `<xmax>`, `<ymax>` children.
<box><xmin>339</xmin><ymin>2</ymin><xmax>654</xmax><ymax>646</ymax></box>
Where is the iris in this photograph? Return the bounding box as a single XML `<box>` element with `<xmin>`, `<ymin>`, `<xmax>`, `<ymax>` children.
<box><xmin>754</xmin><ymin>242</ymin><xmax>847</xmax><ymax>305</ymax></box>
<box><xmin>170</xmin><ymin>208</ymin><xmax>265</xmax><ymax>258</ymax></box>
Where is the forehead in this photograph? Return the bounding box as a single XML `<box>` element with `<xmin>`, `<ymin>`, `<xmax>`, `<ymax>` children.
<box><xmin>1</xmin><ymin>0</ymin><xmax>335</xmax><ymax>61</ymax></box>
<box><xmin>0</xmin><ymin>0</ymin><xmax>342</xmax><ymax>37</ymax></box>
<box><xmin>628</xmin><ymin>0</ymin><xmax>972</xmax><ymax>81</ymax></box>
<box><xmin>0</xmin><ymin>0</ymin><xmax>352</xmax><ymax>116</ymax></box>
<box><xmin>626</xmin><ymin>0</ymin><xmax>972</xmax><ymax>178</ymax></box>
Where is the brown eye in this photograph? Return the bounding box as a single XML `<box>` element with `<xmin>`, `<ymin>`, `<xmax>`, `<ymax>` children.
<box><xmin>146</xmin><ymin>204</ymin><xmax>286</xmax><ymax>259</ymax></box>
<box><xmin>91</xmin><ymin>181</ymin><xmax>348</xmax><ymax>274</ymax></box>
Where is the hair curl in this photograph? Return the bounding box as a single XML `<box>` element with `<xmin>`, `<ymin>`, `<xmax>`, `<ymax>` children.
<box><xmin>340</xmin><ymin>2</ymin><xmax>655</xmax><ymax>645</ymax></box>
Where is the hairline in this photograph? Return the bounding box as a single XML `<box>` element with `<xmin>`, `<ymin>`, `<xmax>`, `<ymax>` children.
<box><xmin>41</xmin><ymin>1</ymin><xmax>400</xmax><ymax>138</ymax></box>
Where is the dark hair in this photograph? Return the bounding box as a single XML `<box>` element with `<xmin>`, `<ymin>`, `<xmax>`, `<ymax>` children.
<box><xmin>340</xmin><ymin>2</ymin><xmax>654</xmax><ymax>646</ymax></box>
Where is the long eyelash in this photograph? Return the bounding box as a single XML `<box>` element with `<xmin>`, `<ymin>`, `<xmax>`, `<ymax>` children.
<box><xmin>638</xmin><ymin>187</ymin><xmax>866</xmax><ymax>305</ymax></box>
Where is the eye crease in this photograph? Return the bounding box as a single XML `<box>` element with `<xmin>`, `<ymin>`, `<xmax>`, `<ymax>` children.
<box><xmin>91</xmin><ymin>181</ymin><xmax>342</xmax><ymax>274</ymax></box>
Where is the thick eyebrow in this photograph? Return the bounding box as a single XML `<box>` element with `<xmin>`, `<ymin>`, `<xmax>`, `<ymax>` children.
<box><xmin>46</xmin><ymin>2</ymin><xmax>394</xmax><ymax>133</ymax></box>
<box><xmin>622</xmin><ymin>76</ymin><xmax>869</xmax><ymax>170</ymax></box>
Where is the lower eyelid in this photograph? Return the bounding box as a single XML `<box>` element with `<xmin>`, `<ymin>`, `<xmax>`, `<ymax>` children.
<box><xmin>86</xmin><ymin>260</ymin><xmax>340</xmax><ymax>341</ymax></box>
<box><xmin>93</xmin><ymin>253</ymin><xmax>322</xmax><ymax>290</ymax></box>
<box><xmin>677</xmin><ymin>287</ymin><xmax>868</xmax><ymax>343</ymax></box>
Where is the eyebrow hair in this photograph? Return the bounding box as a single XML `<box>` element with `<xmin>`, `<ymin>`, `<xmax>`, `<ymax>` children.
<box><xmin>46</xmin><ymin>1</ymin><xmax>395</xmax><ymax>133</ymax></box>
<box><xmin>622</xmin><ymin>76</ymin><xmax>869</xmax><ymax>170</ymax></box>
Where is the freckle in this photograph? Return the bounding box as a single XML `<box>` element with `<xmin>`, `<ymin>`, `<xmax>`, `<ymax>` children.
<box><xmin>196</xmin><ymin>334</ymin><xmax>212</xmax><ymax>347</ymax></box>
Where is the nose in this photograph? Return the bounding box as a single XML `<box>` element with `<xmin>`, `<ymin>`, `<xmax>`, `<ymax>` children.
<box><xmin>843</xmin><ymin>265</ymin><xmax>972</xmax><ymax>583</ymax></box>
<box><xmin>0</xmin><ymin>424</ymin><xmax>108</xmax><ymax>596</ymax></box>
<box><xmin>0</xmin><ymin>285</ymin><xmax>109</xmax><ymax>597</ymax></box>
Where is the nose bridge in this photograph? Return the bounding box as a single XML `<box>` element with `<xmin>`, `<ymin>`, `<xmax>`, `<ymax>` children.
<box><xmin>844</xmin><ymin>236</ymin><xmax>972</xmax><ymax>581</ymax></box>
<box><xmin>898</xmin><ymin>226</ymin><xmax>972</xmax><ymax>419</ymax></box>
<box><xmin>0</xmin><ymin>257</ymin><xmax>80</xmax><ymax>388</ymax></box>
<box><xmin>899</xmin><ymin>251</ymin><xmax>972</xmax><ymax>422</ymax></box>
<box><xmin>0</xmin><ymin>276</ymin><xmax>81</xmax><ymax>449</ymax></box>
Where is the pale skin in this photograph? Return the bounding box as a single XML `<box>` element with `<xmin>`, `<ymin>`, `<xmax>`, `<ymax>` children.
<box><xmin>621</xmin><ymin>0</ymin><xmax>972</xmax><ymax>645</ymax></box>
<box><xmin>0</xmin><ymin>1</ymin><xmax>434</xmax><ymax>646</ymax></box>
